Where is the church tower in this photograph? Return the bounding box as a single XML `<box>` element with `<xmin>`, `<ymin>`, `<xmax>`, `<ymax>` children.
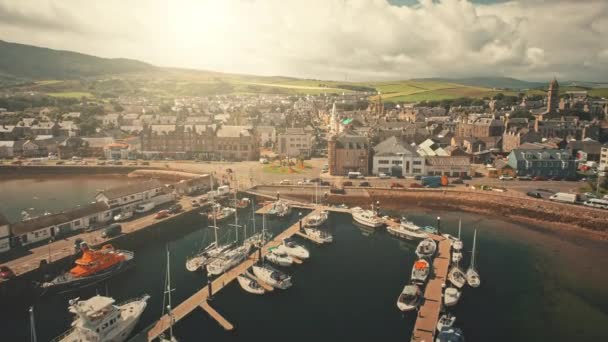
<box><xmin>547</xmin><ymin>77</ymin><xmax>559</xmax><ymax>115</ymax></box>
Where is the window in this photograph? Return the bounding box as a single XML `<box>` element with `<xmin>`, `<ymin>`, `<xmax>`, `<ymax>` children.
<box><xmin>413</xmin><ymin>168</ymin><xmax>421</xmax><ymax>173</ymax></box>
<box><xmin>413</xmin><ymin>160</ymin><xmax>422</xmax><ymax>165</ymax></box>
<box><xmin>378</xmin><ymin>160</ymin><xmax>389</xmax><ymax>164</ymax></box>
<box><xmin>392</xmin><ymin>160</ymin><xmax>402</xmax><ymax>165</ymax></box>
<box><xmin>74</xmin><ymin>220</ymin><xmax>80</xmax><ymax>227</ymax></box>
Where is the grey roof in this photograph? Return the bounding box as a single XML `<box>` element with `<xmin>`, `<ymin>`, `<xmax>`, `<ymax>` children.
<box><xmin>373</xmin><ymin>136</ymin><xmax>419</xmax><ymax>156</ymax></box>
<box><xmin>97</xmin><ymin>179</ymin><xmax>163</xmax><ymax>200</ymax></box>
<box><xmin>510</xmin><ymin>148</ymin><xmax>572</xmax><ymax>161</ymax></box>
<box><xmin>11</xmin><ymin>202</ymin><xmax>109</xmax><ymax>236</ymax></box>
<box><xmin>425</xmin><ymin>156</ymin><xmax>470</xmax><ymax>166</ymax></box>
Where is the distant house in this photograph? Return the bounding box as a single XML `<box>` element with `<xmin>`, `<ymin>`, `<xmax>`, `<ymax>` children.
<box><xmin>507</xmin><ymin>148</ymin><xmax>576</xmax><ymax>178</ymax></box>
<box><xmin>425</xmin><ymin>156</ymin><xmax>471</xmax><ymax>177</ymax></box>
<box><xmin>372</xmin><ymin>136</ymin><xmax>424</xmax><ymax>177</ymax></box>
<box><xmin>0</xmin><ymin>213</ymin><xmax>10</xmax><ymax>253</ymax></box>
<box><xmin>10</xmin><ymin>202</ymin><xmax>111</xmax><ymax>246</ymax></box>
<box><xmin>278</xmin><ymin>128</ymin><xmax>313</xmax><ymax>158</ymax></box>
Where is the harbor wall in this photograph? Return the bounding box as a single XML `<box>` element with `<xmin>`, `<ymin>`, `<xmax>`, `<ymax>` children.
<box><xmin>0</xmin><ymin>165</ymin><xmax>145</xmax><ymax>177</ymax></box>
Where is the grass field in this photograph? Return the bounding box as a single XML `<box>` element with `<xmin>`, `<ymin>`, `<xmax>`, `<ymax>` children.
<box><xmin>46</xmin><ymin>91</ymin><xmax>93</xmax><ymax>98</ymax></box>
<box><xmin>263</xmin><ymin>162</ymin><xmax>312</xmax><ymax>175</ymax></box>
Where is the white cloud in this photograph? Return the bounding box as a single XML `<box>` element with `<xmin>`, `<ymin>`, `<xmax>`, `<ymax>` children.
<box><xmin>0</xmin><ymin>0</ymin><xmax>607</xmax><ymax>81</ymax></box>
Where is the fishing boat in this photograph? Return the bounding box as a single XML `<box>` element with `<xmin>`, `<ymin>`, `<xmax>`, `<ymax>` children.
<box><xmin>276</xmin><ymin>239</ymin><xmax>310</xmax><ymax>259</ymax></box>
<box><xmin>252</xmin><ymin>264</ymin><xmax>292</xmax><ymax>289</ymax></box>
<box><xmin>237</xmin><ymin>270</ymin><xmax>265</xmax><ymax>295</ymax></box>
<box><xmin>351</xmin><ymin>205</ymin><xmax>384</xmax><ymax>228</ymax></box>
<box><xmin>443</xmin><ymin>287</ymin><xmax>461</xmax><ymax>307</ymax></box>
<box><xmin>51</xmin><ymin>294</ymin><xmax>149</xmax><ymax>342</ymax></box>
<box><xmin>42</xmin><ymin>243</ymin><xmax>134</xmax><ymax>294</ymax></box>
<box><xmin>303</xmin><ymin>227</ymin><xmax>333</xmax><ymax>243</ymax></box>
<box><xmin>411</xmin><ymin>259</ymin><xmax>430</xmax><ymax>285</ymax></box>
<box><xmin>265</xmin><ymin>249</ymin><xmax>294</xmax><ymax>266</ymax></box>
<box><xmin>415</xmin><ymin>238</ymin><xmax>437</xmax><ymax>259</ymax></box>
<box><xmin>206</xmin><ymin>205</ymin><xmax>235</xmax><ymax>221</ymax></box>
<box><xmin>447</xmin><ymin>266</ymin><xmax>466</xmax><ymax>289</ymax></box>
<box><xmin>466</xmin><ymin>229</ymin><xmax>481</xmax><ymax>288</ymax></box>
<box><xmin>387</xmin><ymin>218</ymin><xmax>428</xmax><ymax>240</ymax></box>
<box><xmin>436</xmin><ymin>313</ymin><xmax>456</xmax><ymax>332</ymax></box>
<box><xmin>159</xmin><ymin>246</ymin><xmax>178</xmax><ymax>342</ymax></box>
<box><xmin>436</xmin><ymin>327</ymin><xmax>465</xmax><ymax>342</ymax></box>
<box><xmin>396</xmin><ymin>284</ymin><xmax>423</xmax><ymax>312</ymax></box>
<box><xmin>305</xmin><ymin>210</ymin><xmax>329</xmax><ymax>228</ymax></box>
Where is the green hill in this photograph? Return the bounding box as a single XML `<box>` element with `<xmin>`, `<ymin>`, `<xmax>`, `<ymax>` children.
<box><xmin>413</xmin><ymin>77</ymin><xmax>545</xmax><ymax>90</ymax></box>
<box><xmin>0</xmin><ymin>40</ymin><xmax>155</xmax><ymax>83</ymax></box>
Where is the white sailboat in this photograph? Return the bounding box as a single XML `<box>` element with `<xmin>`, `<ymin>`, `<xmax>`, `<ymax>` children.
<box><xmin>186</xmin><ymin>202</ymin><xmax>233</xmax><ymax>272</ymax></box>
<box><xmin>396</xmin><ymin>284</ymin><xmax>423</xmax><ymax>312</ymax></box>
<box><xmin>466</xmin><ymin>229</ymin><xmax>481</xmax><ymax>288</ymax></box>
<box><xmin>265</xmin><ymin>247</ymin><xmax>294</xmax><ymax>266</ymax></box>
<box><xmin>237</xmin><ymin>270</ymin><xmax>265</xmax><ymax>295</ymax></box>
<box><xmin>206</xmin><ymin>199</ymin><xmax>250</xmax><ymax>276</ymax></box>
<box><xmin>447</xmin><ymin>265</ymin><xmax>466</xmax><ymax>289</ymax></box>
<box><xmin>450</xmin><ymin>220</ymin><xmax>463</xmax><ymax>264</ymax></box>
<box><xmin>305</xmin><ymin>210</ymin><xmax>329</xmax><ymax>228</ymax></box>
<box><xmin>415</xmin><ymin>238</ymin><xmax>437</xmax><ymax>259</ymax></box>
<box><xmin>276</xmin><ymin>239</ymin><xmax>310</xmax><ymax>259</ymax></box>
<box><xmin>436</xmin><ymin>313</ymin><xmax>456</xmax><ymax>332</ymax></box>
<box><xmin>443</xmin><ymin>286</ymin><xmax>461</xmax><ymax>307</ymax></box>
<box><xmin>411</xmin><ymin>259</ymin><xmax>430</xmax><ymax>285</ymax></box>
<box><xmin>252</xmin><ymin>264</ymin><xmax>292</xmax><ymax>289</ymax></box>
<box><xmin>159</xmin><ymin>246</ymin><xmax>178</xmax><ymax>342</ymax></box>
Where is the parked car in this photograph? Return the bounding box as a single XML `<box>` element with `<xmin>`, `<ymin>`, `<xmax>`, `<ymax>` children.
<box><xmin>279</xmin><ymin>179</ymin><xmax>291</xmax><ymax>185</ymax></box>
<box><xmin>320</xmin><ymin>181</ymin><xmax>330</xmax><ymax>186</ymax></box>
<box><xmin>140</xmin><ymin>161</ymin><xmax>150</xmax><ymax>165</ymax></box>
<box><xmin>533</xmin><ymin>176</ymin><xmax>547</xmax><ymax>181</ymax></box>
<box><xmin>342</xmin><ymin>181</ymin><xmax>353</xmax><ymax>186</ymax></box>
<box><xmin>378</xmin><ymin>173</ymin><xmax>390</xmax><ymax>179</ymax></box>
<box><xmin>114</xmin><ymin>161</ymin><xmax>123</xmax><ymax>165</ymax></box>
<box><xmin>169</xmin><ymin>204</ymin><xmax>183</xmax><ymax>214</ymax></box>
<box><xmin>102</xmin><ymin>223</ymin><xmax>122</xmax><ymax>238</ymax></box>
<box><xmin>113</xmin><ymin>211</ymin><xmax>133</xmax><ymax>221</ymax></box>
<box><xmin>0</xmin><ymin>265</ymin><xmax>16</xmax><ymax>280</ymax></box>
<box><xmin>460</xmin><ymin>175</ymin><xmax>472</xmax><ymax>180</ymax></box>
<box><xmin>155</xmin><ymin>210</ymin><xmax>171</xmax><ymax>219</ymax></box>
<box><xmin>330</xmin><ymin>187</ymin><xmax>345</xmax><ymax>194</ymax></box>
<box><xmin>451</xmin><ymin>178</ymin><xmax>464</xmax><ymax>184</ymax></box>
<box><xmin>359</xmin><ymin>181</ymin><xmax>371</xmax><ymax>187</ymax></box>
<box><xmin>73</xmin><ymin>237</ymin><xmax>84</xmax><ymax>251</ymax></box>
<box><xmin>10</xmin><ymin>160</ymin><xmax>22</xmax><ymax>165</ymax></box>
<box><xmin>414</xmin><ymin>175</ymin><xmax>422</xmax><ymax>180</ymax></box>
<box><xmin>390</xmin><ymin>182</ymin><xmax>404</xmax><ymax>188</ymax></box>
<box><xmin>409</xmin><ymin>183</ymin><xmax>424</xmax><ymax>188</ymax></box>
<box><xmin>499</xmin><ymin>175</ymin><xmax>514</xmax><ymax>180</ymax></box>
<box><xmin>96</xmin><ymin>161</ymin><xmax>106</xmax><ymax>165</ymax></box>
<box><xmin>56</xmin><ymin>160</ymin><xmax>65</xmax><ymax>165</ymax></box>
<box><xmin>518</xmin><ymin>176</ymin><xmax>532</xmax><ymax>181</ymax></box>
<box><xmin>550</xmin><ymin>176</ymin><xmax>563</xmax><ymax>181</ymax></box>
<box><xmin>526</xmin><ymin>191</ymin><xmax>542</xmax><ymax>199</ymax></box>
<box><xmin>309</xmin><ymin>177</ymin><xmax>322</xmax><ymax>183</ymax></box>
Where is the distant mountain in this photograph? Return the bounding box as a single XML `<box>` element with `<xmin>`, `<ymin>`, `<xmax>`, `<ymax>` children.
<box><xmin>413</xmin><ymin>77</ymin><xmax>546</xmax><ymax>90</ymax></box>
<box><xmin>0</xmin><ymin>40</ymin><xmax>155</xmax><ymax>82</ymax></box>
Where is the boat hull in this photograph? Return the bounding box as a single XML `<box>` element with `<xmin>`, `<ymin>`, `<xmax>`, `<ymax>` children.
<box><xmin>42</xmin><ymin>258</ymin><xmax>134</xmax><ymax>295</ymax></box>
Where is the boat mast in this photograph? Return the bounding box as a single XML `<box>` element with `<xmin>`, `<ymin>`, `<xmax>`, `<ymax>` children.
<box><xmin>164</xmin><ymin>245</ymin><xmax>175</xmax><ymax>340</ymax></box>
<box><xmin>471</xmin><ymin>229</ymin><xmax>477</xmax><ymax>270</ymax></box>
<box><xmin>233</xmin><ymin>180</ymin><xmax>239</xmax><ymax>244</ymax></box>
<box><xmin>29</xmin><ymin>306</ymin><xmax>37</xmax><ymax>342</ymax></box>
<box><xmin>458</xmin><ymin>218</ymin><xmax>461</xmax><ymax>240</ymax></box>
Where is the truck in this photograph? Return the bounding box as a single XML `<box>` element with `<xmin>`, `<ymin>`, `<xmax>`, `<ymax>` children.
<box><xmin>135</xmin><ymin>202</ymin><xmax>156</xmax><ymax>213</ymax></box>
<box><xmin>421</xmin><ymin>176</ymin><xmax>447</xmax><ymax>188</ymax></box>
<box><xmin>549</xmin><ymin>192</ymin><xmax>580</xmax><ymax>204</ymax></box>
<box><xmin>101</xmin><ymin>223</ymin><xmax>122</xmax><ymax>238</ymax></box>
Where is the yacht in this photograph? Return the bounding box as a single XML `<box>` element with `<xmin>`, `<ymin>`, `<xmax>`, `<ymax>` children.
<box><xmin>51</xmin><ymin>294</ymin><xmax>149</xmax><ymax>342</ymax></box>
<box><xmin>305</xmin><ymin>210</ymin><xmax>329</xmax><ymax>228</ymax></box>
<box><xmin>466</xmin><ymin>229</ymin><xmax>481</xmax><ymax>288</ymax></box>
<box><xmin>411</xmin><ymin>259</ymin><xmax>430</xmax><ymax>285</ymax></box>
<box><xmin>351</xmin><ymin>206</ymin><xmax>384</xmax><ymax>228</ymax></box>
<box><xmin>415</xmin><ymin>238</ymin><xmax>437</xmax><ymax>259</ymax></box>
<box><xmin>435</xmin><ymin>327</ymin><xmax>465</xmax><ymax>342</ymax></box>
<box><xmin>265</xmin><ymin>249</ymin><xmax>294</xmax><ymax>267</ymax></box>
<box><xmin>235</xmin><ymin>197</ymin><xmax>251</xmax><ymax>209</ymax></box>
<box><xmin>443</xmin><ymin>287</ymin><xmax>461</xmax><ymax>307</ymax></box>
<box><xmin>396</xmin><ymin>284</ymin><xmax>423</xmax><ymax>312</ymax></box>
<box><xmin>276</xmin><ymin>239</ymin><xmax>310</xmax><ymax>259</ymax></box>
<box><xmin>267</xmin><ymin>200</ymin><xmax>292</xmax><ymax>218</ymax></box>
<box><xmin>186</xmin><ymin>203</ymin><xmax>234</xmax><ymax>272</ymax></box>
<box><xmin>252</xmin><ymin>264</ymin><xmax>292</xmax><ymax>289</ymax></box>
<box><xmin>303</xmin><ymin>227</ymin><xmax>333</xmax><ymax>243</ymax></box>
<box><xmin>448</xmin><ymin>266</ymin><xmax>466</xmax><ymax>289</ymax></box>
<box><xmin>206</xmin><ymin>244</ymin><xmax>250</xmax><ymax>276</ymax></box>
<box><xmin>206</xmin><ymin>205</ymin><xmax>235</xmax><ymax>222</ymax></box>
<box><xmin>436</xmin><ymin>313</ymin><xmax>456</xmax><ymax>332</ymax></box>
<box><xmin>387</xmin><ymin>218</ymin><xmax>428</xmax><ymax>240</ymax></box>
<box><xmin>237</xmin><ymin>270</ymin><xmax>265</xmax><ymax>295</ymax></box>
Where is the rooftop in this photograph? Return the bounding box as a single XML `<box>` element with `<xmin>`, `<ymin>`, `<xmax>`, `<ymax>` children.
<box><xmin>97</xmin><ymin>179</ymin><xmax>163</xmax><ymax>200</ymax></box>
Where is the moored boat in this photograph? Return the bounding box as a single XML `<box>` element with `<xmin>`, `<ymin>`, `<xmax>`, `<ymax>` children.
<box><xmin>42</xmin><ymin>243</ymin><xmax>134</xmax><ymax>294</ymax></box>
<box><xmin>276</xmin><ymin>239</ymin><xmax>310</xmax><ymax>259</ymax></box>
<box><xmin>411</xmin><ymin>259</ymin><xmax>430</xmax><ymax>285</ymax></box>
<box><xmin>237</xmin><ymin>271</ymin><xmax>265</xmax><ymax>295</ymax></box>
<box><xmin>305</xmin><ymin>210</ymin><xmax>329</xmax><ymax>228</ymax></box>
<box><xmin>466</xmin><ymin>229</ymin><xmax>481</xmax><ymax>288</ymax></box>
<box><xmin>235</xmin><ymin>197</ymin><xmax>251</xmax><ymax>209</ymax></box>
<box><xmin>435</xmin><ymin>327</ymin><xmax>465</xmax><ymax>342</ymax></box>
<box><xmin>396</xmin><ymin>284</ymin><xmax>423</xmax><ymax>312</ymax></box>
<box><xmin>443</xmin><ymin>287</ymin><xmax>461</xmax><ymax>306</ymax></box>
<box><xmin>436</xmin><ymin>313</ymin><xmax>456</xmax><ymax>332</ymax></box>
<box><xmin>447</xmin><ymin>266</ymin><xmax>466</xmax><ymax>288</ymax></box>
<box><xmin>267</xmin><ymin>200</ymin><xmax>292</xmax><ymax>217</ymax></box>
<box><xmin>415</xmin><ymin>238</ymin><xmax>437</xmax><ymax>259</ymax></box>
<box><xmin>206</xmin><ymin>205</ymin><xmax>236</xmax><ymax>221</ymax></box>
<box><xmin>265</xmin><ymin>249</ymin><xmax>294</xmax><ymax>267</ymax></box>
<box><xmin>206</xmin><ymin>244</ymin><xmax>250</xmax><ymax>276</ymax></box>
<box><xmin>387</xmin><ymin>218</ymin><xmax>428</xmax><ymax>240</ymax></box>
<box><xmin>252</xmin><ymin>264</ymin><xmax>292</xmax><ymax>289</ymax></box>
<box><xmin>303</xmin><ymin>227</ymin><xmax>333</xmax><ymax>243</ymax></box>
<box><xmin>351</xmin><ymin>206</ymin><xmax>384</xmax><ymax>228</ymax></box>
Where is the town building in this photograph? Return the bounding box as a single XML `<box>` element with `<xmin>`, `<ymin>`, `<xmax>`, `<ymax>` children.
<box><xmin>328</xmin><ymin>130</ymin><xmax>370</xmax><ymax>176</ymax></box>
<box><xmin>95</xmin><ymin>179</ymin><xmax>170</xmax><ymax>213</ymax></box>
<box><xmin>546</xmin><ymin>78</ymin><xmax>560</xmax><ymax>115</ymax></box>
<box><xmin>456</xmin><ymin>117</ymin><xmax>504</xmax><ymax>138</ymax></box>
<box><xmin>599</xmin><ymin>145</ymin><xmax>608</xmax><ymax>172</ymax></box>
<box><xmin>0</xmin><ymin>213</ymin><xmax>9</xmax><ymax>253</ymax></box>
<box><xmin>278</xmin><ymin>128</ymin><xmax>313</xmax><ymax>157</ymax></box>
<box><xmin>0</xmin><ymin>141</ymin><xmax>15</xmax><ymax>158</ymax></box>
<box><xmin>372</xmin><ymin>136</ymin><xmax>425</xmax><ymax>177</ymax></box>
<box><xmin>507</xmin><ymin>148</ymin><xmax>577</xmax><ymax>178</ymax></box>
<box><xmin>215</xmin><ymin>125</ymin><xmax>259</xmax><ymax>161</ymax></box>
<box><xmin>255</xmin><ymin>126</ymin><xmax>276</xmax><ymax>147</ymax></box>
<box><xmin>502</xmin><ymin>127</ymin><xmax>541</xmax><ymax>153</ymax></box>
<box><xmin>425</xmin><ymin>156</ymin><xmax>471</xmax><ymax>177</ymax></box>
<box><xmin>140</xmin><ymin>124</ymin><xmax>216</xmax><ymax>159</ymax></box>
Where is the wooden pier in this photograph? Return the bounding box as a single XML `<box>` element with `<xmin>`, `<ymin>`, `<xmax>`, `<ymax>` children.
<box><xmin>146</xmin><ymin>208</ymin><xmax>323</xmax><ymax>341</ymax></box>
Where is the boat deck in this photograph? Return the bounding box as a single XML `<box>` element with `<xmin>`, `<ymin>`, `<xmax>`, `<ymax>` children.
<box><xmin>146</xmin><ymin>208</ymin><xmax>323</xmax><ymax>341</ymax></box>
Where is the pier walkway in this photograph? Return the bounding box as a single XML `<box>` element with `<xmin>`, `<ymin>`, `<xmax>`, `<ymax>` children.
<box><xmin>146</xmin><ymin>207</ymin><xmax>323</xmax><ymax>341</ymax></box>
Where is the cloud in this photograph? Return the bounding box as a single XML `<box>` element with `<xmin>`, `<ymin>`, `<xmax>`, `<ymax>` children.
<box><xmin>0</xmin><ymin>0</ymin><xmax>607</xmax><ymax>81</ymax></box>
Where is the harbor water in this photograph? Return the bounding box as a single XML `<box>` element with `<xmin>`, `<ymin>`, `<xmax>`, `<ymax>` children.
<box><xmin>1</xmin><ymin>178</ymin><xmax>607</xmax><ymax>341</ymax></box>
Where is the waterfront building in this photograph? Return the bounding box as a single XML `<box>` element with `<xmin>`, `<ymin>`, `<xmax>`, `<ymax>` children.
<box><xmin>278</xmin><ymin>127</ymin><xmax>313</xmax><ymax>158</ymax></box>
<box><xmin>507</xmin><ymin>148</ymin><xmax>576</xmax><ymax>178</ymax></box>
<box><xmin>599</xmin><ymin>145</ymin><xmax>608</xmax><ymax>172</ymax></box>
<box><xmin>425</xmin><ymin>156</ymin><xmax>471</xmax><ymax>177</ymax></box>
<box><xmin>0</xmin><ymin>213</ymin><xmax>10</xmax><ymax>253</ymax></box>
<box><xmin>328</xmin><ymin>130</ymin><xmax>370</xmax><ymax>176</ymax></box>
<box><xmin>140</xmin><ymin>124</ymin><xmax>216</xmax><ymax>159</ymax></box>
<box><xmin>95</xmin><ymin>179</ymin><xmax>170</xmax><ymax>212</ymax></box>
<box><xmin>103</xmin><ymin>142</ymin><xmax>134</xmax><ymax>160</ymax></box>
<box><xmin>372</xmin><ymin>136</ymin><xmax>425</xmax><ymax>177</ymax></box>
<box><xmin>0</xmin><ymin>141</ymin><xmax>15</xmax><ymax>158</ymax></box>
<box><xmin>566</xmin><ymin>139</ymin><xmax>603</xmax><ymax>162</ymax></box>
<box><xmin>256</xmin><ymin>126</ymin><xmax>276</xmax><ymax>147</ymax></box>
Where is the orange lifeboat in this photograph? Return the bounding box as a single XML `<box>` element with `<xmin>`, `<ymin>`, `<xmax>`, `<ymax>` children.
<box><xmin>69</xmin><ymin>244</ymin><xmax>126</xmax><ymax>278</ymax></box>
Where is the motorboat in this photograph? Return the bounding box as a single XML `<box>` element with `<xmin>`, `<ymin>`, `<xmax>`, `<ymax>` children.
<box><xmin>443</xmin><ymin>287</ymin><xmax>461</xmax><ymax>306</ymax></box>
<box><xmin>435</xmin><ymin>327</ymin><xmax>465</xmax><ymax>342</ymax></box>
<box><xmin>448</xmin><ymin>266</ymin><xmax>466</xmax><ymax>288</ymax></box>
<box><xmin>411</xmin><ymin>259</ymin><xmax>430</xmax><ymax>285</ymax></box>
<box><xmin>51</xmin><ymin>294</ymin><xmax>149</xmax><ymax>342</ymax></box>
<box><xmin>267</xmin><ymin>200</ymin><xmax>292</xmax><ymax>217</ymax></box>
<box><xmin>206</xmin><ymin>244</ymin><xmax>250</xmax><ymax>276</ymax></box>
<box><xmin>206</xmin><ymin>205</ymin><xmax>236</xmax><ymax>221</ymax></box>
<box><xmin>351</xmin><ymin>206</ymin><xmax>384</xmax><ymax>228</ymax></box>
<box><xmin>303</xmin><ymin>227</ymin><xmax>333</xmax><ymax>243</ymax></box>
<box><xmin>415</xmin><ymin>238</ymin><xmax>437</xmax><ymax>259</ymax></box>
<box><xmin>276</xmin><ymin>239</ymin><xmax>310</xmax><ymax>259</ymax></box>
<box><xmin>387</xmin><ymin>218</ymin><xmax>428</xmax><ymax>240</ymax></box>
<box><xmin>237</xmin><ymin>271</ymin><xmax>265</xmax><ymax>295</ymax></box>
<box><xmin>42</xmin><ymin>243</ymin><xmax>134</xmax><ymax>294</ymax></box>
<box><xmin>252</xmin><ymin>264</ymin><xmax>292</xmax><ymax>289</ymax></box>
<box><xmin>436</xmin><ymin>313</ymin><xmax>456</xmax><ymax>332</ymax></box>
<box><xmin>396</xmin><ymin>284</ymin><xmax>423</xmax><ymax>312</ymax></box>
<box><xmin>466</xmin><ymin>229</ymin><xmax>481</xmax><ymax>288</ymax></box>
<box><xmin>305</xmin><ymin>210</ymin><xmax>329</xmax><ymax>228</ymax></box>
<box><xmin>265</xmin><ymin>249</ymin><xmax>294</xmax><ymax>267</ymax></box>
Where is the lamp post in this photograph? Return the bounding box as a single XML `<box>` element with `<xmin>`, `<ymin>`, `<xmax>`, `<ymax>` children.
<box><xmin>437</xmin><ymin>216</ymin><xmax>441</xmax><ymax>235</ymax></box>
<box><xmin>299</xmin><ymin>212</ymin><xmax>303</xmax><ymax>230</ymax></box>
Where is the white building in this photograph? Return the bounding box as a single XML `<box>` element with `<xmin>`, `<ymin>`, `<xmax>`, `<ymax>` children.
<box><xmin>0</xmin><ymin>213</ymin><xmax>10</xmax><ymax>253</ymax></box>
<box><xmin>95</xmin><ymin>179</ymin><xmax>167</xmax><ymax>211</ymax></box>
<box><xmin>600</xmin><ymin>146</ymin><xmax>608</xmax><ymax>172</ymax></box>
<box><xmin>372</xmin><ymin>136</ymin><xmax>425</xmax><ymax>177</ymax></box>
<box><xmin>278</xmin><ymin>128</ymin><xmax>313</xmax><ymax>157</ymax></box>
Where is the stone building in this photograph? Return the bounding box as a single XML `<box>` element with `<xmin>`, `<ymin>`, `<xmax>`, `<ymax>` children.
<box><xmin>328</xmin><ymin>130</ymin><xmax>370</xmax><ymax>176</ymax></box>
<box><xmin>278</xmin><ymin>127</ymin><xmax>313</xmax><ymax>157</ymax></box>
<box><xmin>456</xmin><ymin>117</ymin><xmax>504</xmax><ymax>138</ymax></box>
<box><xmin>502</xmin><ymin>127</ymin><xmax>541</xmax><ymax>153</ymax></box>
<box><xmin>140</xmin><ymin>124</ymin><xmax>216</xmax><ymax>159</ymax></box>
<box><xmin>215</xmin><ymin>125</ymin><xmax>259</xmax><ymax>161</ymax></box>
<box><xmin>507</xmin><ymin>148</ymin><xmax>576</xmax><ymax>178</ymax></box>
<box><xmin>547</xmin><ymin>78</ymin><xmax>560</xmax><ymax>115</ymax></box>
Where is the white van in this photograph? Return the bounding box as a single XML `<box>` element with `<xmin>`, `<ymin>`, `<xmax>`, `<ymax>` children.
<box><xmin>348</xmin><ymin>171</ymin><xmax>362</xmax><ymax>179</ymax></box>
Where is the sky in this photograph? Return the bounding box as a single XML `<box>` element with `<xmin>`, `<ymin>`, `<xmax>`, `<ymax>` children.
<box><xmin>1</xmin><ymin>0</ymin><xmax>607</xmax><ymax>82</ymax></box>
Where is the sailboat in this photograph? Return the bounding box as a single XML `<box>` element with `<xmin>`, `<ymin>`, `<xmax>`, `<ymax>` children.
<box><xmin>443</xmin><ymin>286</ymin><xmax>461</xmax><ymax>306</ymax></box>
<box><xmin>436</xmin><ymin>313</ymin><xmax>456</xmax><ymax>332</ymax></box>
<box><xmin>159</xmin><ymin>246</ymin><xmax>178</xmax><ymax>342</ymax></box>
<box><xmin>466</xmin><ymin>229</ymin><xmax>481</xmax><ymax>288</ymax></box>
<box><xmin>265</xmin><ymin>247</ymin><xmax>294</xmax><ymax>267</ymax></box>
<box><xmin>237</xmin><ymin>269</ymin><xmax>265</xmax><ymax>295</ymax></box>
<box><xmin>244</xmin><ymin>199</ymin><xmax>268</xmax><ymax>248</ymax></box>
<box><xmin>447</xmin><ymin>265</ymin><xmax>466</xmax><ymax>289</ymax></box>
<box><xmin>276</xmin><ymin>238</ymin><xmax>309</xmax><ymax>259</ymax></box>
<box><xmin>451</xmin><ymin>220</ymin><xmax>463</xmax><ymax>264</ymax></box>
<box><xmin>186</xmin><ymin>200</ymin><xmax>233</xmax><ymax>272</ymax></box>
<box><xmin>252</xmin><ymin>264</ymin><xmax>292</xmax><ymax>289</ymax></box>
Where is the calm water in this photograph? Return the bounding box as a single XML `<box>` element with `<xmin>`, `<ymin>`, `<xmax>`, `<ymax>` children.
<box><xmin>1</xmin><ymin>179</ymin><xmax>607</xmax><ymax>342</ymax></box>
